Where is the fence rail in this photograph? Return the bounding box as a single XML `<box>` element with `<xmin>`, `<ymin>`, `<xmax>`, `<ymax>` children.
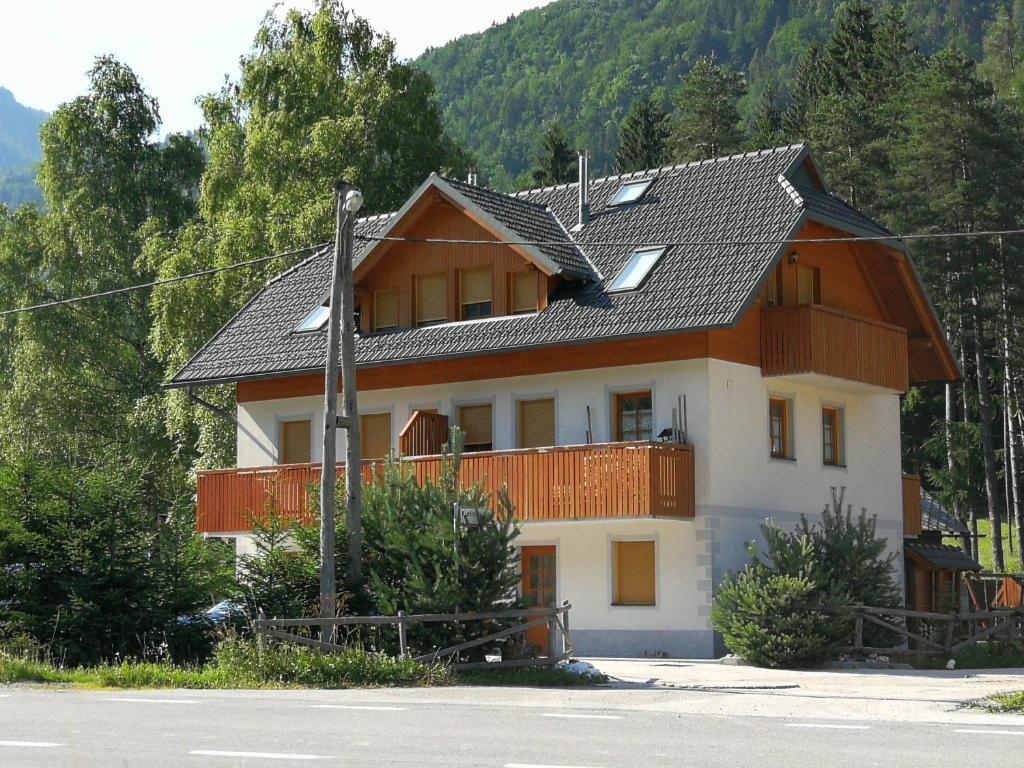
<box><xmin>254</xmin><ymin>602</ymin><xmax>573</xmax><ymax>670</ymax></box>
<box><xmin>846</xmin><ymin>604</ymin><xmax>1024</xmax><ymax>656</ymax></box>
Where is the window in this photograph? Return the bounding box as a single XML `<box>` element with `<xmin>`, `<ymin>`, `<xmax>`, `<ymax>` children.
<box><xmin>373</xmin><ymin>289</ymin><xmax>398</xmax><ymax>331</ymax></box>
<box><xmin>766</xmin><ymin>263</ymin><xmax>783</xmax><ymax>307</ymax></box>
<box><xmin>517</xmin><ymin>398</ymin><xmax>555</xmax><ymax>448</ymax></box>
<box><xmin>608</xmin><ymin>179</ymin><xmax>653</xmax><ymax>206</ymax></box>
<box><xmin>279</xmin><ymin>419</ymin><xmax>312</xmax><ymax>464</ymax></box>
<box><xmin>415</xmin><ymin>272</ymin><xmax>447</xmax><ymax>327</ymax></box>
<box><xmin>457</xmin><ymin>403</ymin><xmax>492</xmax><ymax>452</ymax></box>
<box><xmin>822</xmin><ymin>406</ymin><xmax>844</xmax><ymax>466</ymax></box>
<box><xmin>607</xmin><ymin>247</ymin><xmax>665</xmax><ymax>291</ymax></box>
<box><xmin>295</xmin><ymin>301</ymin><xmax>329</xmax><ymax>332</ymax></box>
<box><xmin>509</xmin><ymin>271</ymin><xmax>539</xmax><ymax>314</ymax></box>
<box><xmin>614</xmin><ymin>391</ymin><xmax>653</xmax><ymax>441</ymax></box>
<box><xmin>360</xmin><ymin>412</ymin><xmax>392</xmax><ymax>461</ymax></box>
<box><xmin>797</xmin><ymin>264</ymin><xmax>821</xmax><ymax>304</ymax></box>
<box><xmin>613</xmin><ymin>540</ymin><xmax>655</xmax><ymax>606</ymax></box>
<box><xmin>769</xmin><ymin>397</ymin><xmax>792</xmax><ymax>459</ymax></box>
<box><xmin>460</xmin><ymin>266</ymin><xmax>492</xmax><ymax>320</ymax></box>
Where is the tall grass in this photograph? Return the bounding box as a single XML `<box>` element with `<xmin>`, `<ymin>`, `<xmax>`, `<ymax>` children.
<box><xmin>976</xmin><ymin>519</ymin><xmax>1023</xmax><ymax>572</ymax></box>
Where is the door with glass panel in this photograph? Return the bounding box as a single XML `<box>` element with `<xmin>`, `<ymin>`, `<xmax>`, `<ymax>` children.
<box><xmin>521</xmin><ymin>545</ymin><xmax>556</xmax><ymax>650</ymax></box>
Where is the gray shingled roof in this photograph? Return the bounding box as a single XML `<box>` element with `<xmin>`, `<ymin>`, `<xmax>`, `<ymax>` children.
<box><xmin>920</xmin><ymin>490</ymin><xmax>969</xmax><ymax>535</ymax></box>
<box><xmin>905</xmin><ymin>541</ymin><xmax>981</xmax><ymax>572</ymax></box>
<box><xmin>169</xmin><ymin>144</ymin><xmax>883</xmax><ymax>387</ymax></box>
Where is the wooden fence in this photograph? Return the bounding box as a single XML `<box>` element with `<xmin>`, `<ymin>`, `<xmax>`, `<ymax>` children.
<box><xmin>846</xmin><ymin>604</ymin><xmax>1024</xmax><ymax>656</ymax></box>
<box><xmin>761</xmin><ymin>304</ymin><xmax>909</xmax><ymax>392</ymax></box>
<box><xmin>254</xmin><ymin>601</ymin><xmax>573</xmax><ymax>671</ymax></box>
<box><xmin>398</xmin><ymin>410</ymin><xmax>449</xmax><ymax>456</ymax></box>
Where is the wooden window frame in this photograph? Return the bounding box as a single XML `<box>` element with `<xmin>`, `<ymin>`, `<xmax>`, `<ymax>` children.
<box><xmin>459</xmin><ymin>266</ymin><xmax>493</xmax><ymax>321</ymax></box>
<box><xmin>516</xmin><ymin>396</ymin><xmax>556</xmax><ymax>449</ymax></box>
<box><xmin>372</xmin><ymin>288</ymin><xmax>399</xmax><ymax>332</ymax></box>
<box><xmin>278</xmin><ymin>417</ymin><xmax>313</xmax><ymax>465</ymax></box>
<box><xmin>768</xmin><ymin>397</ymin><xmax>792</xmax><ymax>460</ymax></box>
<box><xmin>613</xmin><ymin>390</ymin><xmax>653</xmax><ymax>442</ymax></box>
<box><xmin>612</xmin><ymin>539</ymin><xmax>656</xmax><ymax>606</ymax></box>
<box><xmin>414</xmin><ymin>272</ymin><xmax>447</xmax><ymax>327</ymax></box>
<box><xmin>821</xmin><ymin>406</ymin><xmax>844</xmax><ymax>467</ymax></box>
<box><xmin>508</xmin><ymin>270</ymin><xmax>539</xmax><ymax>315</ymax></box>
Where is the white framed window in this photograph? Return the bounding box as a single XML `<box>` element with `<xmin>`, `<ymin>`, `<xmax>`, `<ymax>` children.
<box><xmin>295</xmin><ymin>300</ymin><xmax>329</xmax><ymax>332</ymax></box>
<box><xmin>608</xmin><ymin>179</ymin><xmax>653</xmax><ymax>206</ymax></box>
<box><xmin>607</xmin><ymin>247</ymin><xmax>666</xmax><ymax>291</ymax></box>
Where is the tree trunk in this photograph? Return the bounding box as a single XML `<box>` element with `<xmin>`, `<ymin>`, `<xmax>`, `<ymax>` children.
<box><xmin>972</xmin><ymin>299</ymin><xmax>1004</xmax><ymax>571</ymax></box>
<box><xmin>946</xmin><ymin>381</ymin><xmax>969</xmax><ymax>556</ymax></box>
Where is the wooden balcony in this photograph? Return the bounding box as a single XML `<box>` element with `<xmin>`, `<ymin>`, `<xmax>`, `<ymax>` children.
<box><xmin>196</xmin><ymin>441</ymin><xmax>695</xmax><ymax>534</ymax></box>
<box><xmin>903</xmin><ymin>473</ymin><xmax>922</xmax><ymax>537</ymax></box>
<box><xmin>761</xmin><ymin>304</ymin><xmax>909</xmax><ymax>392</ymax></box>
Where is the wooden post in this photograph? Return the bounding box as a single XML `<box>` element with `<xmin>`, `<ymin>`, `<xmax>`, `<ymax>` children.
<box><xmin>397</xmin><ymin>610</ymin><xmax>407</xmax><ymax>658</ymax></box>
<box><xmin>257</xmin><ymin>609</ymin><xmax>266</xmax><ymax>654</ymax></box>
<box><xmin>341</xmin><ymin>190</ymin><xmax>363</xmax><ymax>583</ymax></box>
<box><xmin>853</xmin><ymin>608</ymin><xmax>863</xmax><ymax>652</ymax></box>
<box><xmin>546</xmin><ymin>602</ymin><xmax>558</xmax><ymax>665</ymax></box>
<box><xmin>945</xmin><ymin>611</ymin><xmax>956</xmax><ymax>654</ymax></box>
<box><xmin>561</xmin><ymin>600</ymin><xmax>570</xmax><ymax>657</ymax></box>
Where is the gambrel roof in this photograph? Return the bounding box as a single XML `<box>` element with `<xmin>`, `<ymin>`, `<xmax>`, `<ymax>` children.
<box><xmin>168</xmin><ymin>144</ymin><xmax>952</xmax><ymax>388</ymax></box>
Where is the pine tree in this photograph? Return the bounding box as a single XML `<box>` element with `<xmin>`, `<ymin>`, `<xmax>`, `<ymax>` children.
<box><xmin>614</xmin><ymin>93</ymin><xmax>669</xmax><ymax>173</ymax></box>
<box><xmin>669</xmin><ymin>54</ymin><xmax>746</xmax><ymax>162</ymax></box>
<box><xmin>530</xmin><ymin>121</ymin><xmax>575</xmax><ymax>185</ymax></box>
<box><xmin>748</xmin><ymin>84</ymin><xmax>782</xmax><ymax>150</ymax></box>
<box><xmin>783</xmin><ymin>42</ymin><xmax>823</xmax><ymax>140</ymax></box>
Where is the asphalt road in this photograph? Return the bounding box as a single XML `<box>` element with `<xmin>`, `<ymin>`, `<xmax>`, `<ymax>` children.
<box><xmin>1</xmin><ymin>685</ymin><xmax>1023</xmax><ymax>767</ymax></box>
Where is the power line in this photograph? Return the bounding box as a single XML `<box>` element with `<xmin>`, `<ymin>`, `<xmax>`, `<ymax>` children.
<box><xmin>354</xmin><ymin>227</ymin><xmax>1024</xmax><ymax>248</ymax></box>
<box><xmin>0</xmin><ymin>241</ymin><xmax>330</xmax><ymax>318</ymax></box>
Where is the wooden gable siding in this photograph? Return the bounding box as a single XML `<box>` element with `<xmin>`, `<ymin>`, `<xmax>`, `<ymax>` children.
<box><xmin>356</xmin><ymin>191</ymin><xmax>548</xmax><ymax>332</ymax></box>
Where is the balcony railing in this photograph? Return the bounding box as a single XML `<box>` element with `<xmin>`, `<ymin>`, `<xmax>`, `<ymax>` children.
<box><xmin>761</xmin><ymin>304</ymin><xmax>909</xmax><ymax>392</ymax></box>
<box><xmin>196</xmin><ymin>441</ymin><xmax>695</xmax><ymax>534</ymax></box>
<box><xmin>903</xmin><ymin>473</ymin><xmax>922</xmax><ymax>537</ymax></box>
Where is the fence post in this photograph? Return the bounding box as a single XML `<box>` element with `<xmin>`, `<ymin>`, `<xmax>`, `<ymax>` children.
<box><xmin>257</xmin><ymin>609</ymin><xmax>266</xmax><ymax>654</ymax></box>
<box><xmin>561</xmin><ymin>600</ymin><xmax>571</xmax><ymax>657</ymax></box>
<box><xmin>853</xmin><ymin>607</ymin><xmax>863</xmax><ymax>652</ymax></box>
<box><xmin>547</xmin><ymin>602</ymin><xmax>558</xmax><ymax>665</ymax></box>
<box><xmin>397</xmin><ymin>610</ymin><xmax>407</xmax><ymax>658</ymax></box>
<box><xmin>945</xmin><ymin>612</ymin><xmax>956</xmax><ymax>655</ymax></box>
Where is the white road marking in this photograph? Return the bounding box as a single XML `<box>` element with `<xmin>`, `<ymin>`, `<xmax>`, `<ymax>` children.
<box><xmin>111</xmin><ymin>697</ymin><xmax>199</xmax><ymax>705</ymax></box>
<box><xmin>540</xmin><ymin>713</ymin><xmax>622</xmax><ymax>720</ymax></box>
<box><xmin>786</xmin><ymin>723</ymin><xmax>870</xmax><ymax>730</ymax></box>
<box><xmin>955</xmin><ymin>729</ymin><xmax>1024</xmax><ymax>736</ymax></box>
<box><xmin>189</xmin><ymin>750</ymin><xmax>329</xmax><ymax>760</ymax></box>
<box><xmin>0</xmin><ymin>741</ymin><xmax>63</xmax><ymax>748</ymax></box>
<box><xmin>505</xmin><ymin>764</ymin><xmax>607</xmax><ymax>768</ymax></box>
<box><xmin>310</xmin><ymin>704</ymin><xmax>406</xmax><ymax>711</ymax></box>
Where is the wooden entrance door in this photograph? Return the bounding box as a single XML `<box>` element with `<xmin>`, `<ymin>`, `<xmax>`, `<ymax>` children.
<box><xmin>521</xmin><ymin>545</ymin><xmax>556</xmax><ymax>651</ymax></box>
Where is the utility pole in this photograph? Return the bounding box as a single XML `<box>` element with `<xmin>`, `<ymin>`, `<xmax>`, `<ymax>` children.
<box><xmin>320</xmin><ymin>180</ymin><xmax>363</xmax><ymax>642</ymax></box>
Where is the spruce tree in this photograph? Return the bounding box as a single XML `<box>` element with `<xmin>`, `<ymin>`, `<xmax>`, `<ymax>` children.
<box><xmin>748</xmin><ymin>84</ymin><xmax>783</xmax><ymax>150</ymax></box>
<box><xmin>669</xmin><ymin>54</ymin><xmax>746</xmax><ymax>162</ymax></box>
<box><xmin>614</xmin><ymin>92</ymin><xmax>669</xmax><ymax>173</ymax></box>
<box><xmin>783</xmin><ymin>42</ymin><xmax>823</xmax><ymax>141</ymax></box>
<box><xmin>530</xmin><ymin>121</ymin><xmax>576</xmax><ymax>185</ymax></box>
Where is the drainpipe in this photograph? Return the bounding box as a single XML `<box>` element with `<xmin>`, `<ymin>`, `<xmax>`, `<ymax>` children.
<box><xmin>577</xmin><ymin>150</ymin><xmax>590</xmax><ymax>229</ymax></box>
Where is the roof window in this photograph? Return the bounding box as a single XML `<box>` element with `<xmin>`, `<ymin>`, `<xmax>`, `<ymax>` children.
<box><xmin>608</xmin><ymin>179</ymin><xmax>653</xmax><ymax>206</ymax></box>
<box><xmin>295</xmin><ymin>300</ymin><xmax>330</xmax><ymax>332</ymax></box>
<box><xmin>607</xmin><ymin>247</ymin><xmax>665</xmax><ymax>292</ymax></box>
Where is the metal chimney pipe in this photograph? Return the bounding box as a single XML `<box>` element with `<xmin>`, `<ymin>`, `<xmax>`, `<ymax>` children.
<box><xmin>578</xmin><ymin>150</ymin><xmax>590</xmax><ymax>228</ymax></box>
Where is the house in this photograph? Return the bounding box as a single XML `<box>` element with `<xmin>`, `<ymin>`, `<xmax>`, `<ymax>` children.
<box><xmin>169</xmin><ymin>144</ymin><xmax>958</xmax><ymax>657</ymax></box>
<box><xmin>902</xmin><ymin>484</ymin><xmax>981</xmax><ymax>611</ymax></box>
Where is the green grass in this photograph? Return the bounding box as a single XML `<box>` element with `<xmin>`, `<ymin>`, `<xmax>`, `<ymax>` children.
<box><xmin>976</xmin><ymin>518</ymin><xmax>1023</xmax><ymax>572</ymax></box>
<box><xmin>988</xmin><ymin>691</ymin><xmax>1024</xmax><ymax>713</ymax></box>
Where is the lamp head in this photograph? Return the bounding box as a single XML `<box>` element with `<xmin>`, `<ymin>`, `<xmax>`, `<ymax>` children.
<box><xmin>344</xmin><ymin>188</ymin><xmax>364</xmax><ymax>214</ymax></box>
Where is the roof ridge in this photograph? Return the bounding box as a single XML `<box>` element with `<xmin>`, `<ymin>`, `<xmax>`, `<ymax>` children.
<box><xmin>443</xmin><ymin>175</ymin><xmax>554</xmax><ymax>213</ymax></box>
<box><xmin>512</xmin><ymin>143</ymin><xmax>808</xmax><ymax>197</ymax></box>
<box><xmin>545</xmin><ymin>204</ymin><xmax>602</xmax><ymax>280</ymax></box>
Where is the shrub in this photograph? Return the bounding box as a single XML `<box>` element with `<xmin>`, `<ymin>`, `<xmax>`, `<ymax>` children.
<box><xmin>711</xmin><ymin>536</ymin><xmax>847</xmax><ymax>668</ymax></box>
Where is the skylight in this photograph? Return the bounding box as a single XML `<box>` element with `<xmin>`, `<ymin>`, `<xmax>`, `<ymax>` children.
<box><xmin>608</xmin><ymin>179</ymin><xmax>653</xmax><ymax>206</ymax></box>
<box><xmin>607</xmin><ymin>247</ymin><xmax>666</xmax><ymax>291</ymax></box>
<box><xmin>295</xmin><ymin>301</ymin><xmax>330</xmax><ymax>332</ymax></box>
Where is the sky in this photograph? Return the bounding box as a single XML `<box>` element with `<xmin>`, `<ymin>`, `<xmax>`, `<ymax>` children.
<box><xmin>0</xmin><ymin>0</ymin><xmax>549</xmax><ymax>135</ymax></box>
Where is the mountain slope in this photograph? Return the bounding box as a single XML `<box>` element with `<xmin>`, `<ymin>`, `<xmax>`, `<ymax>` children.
<box><xmin>415</xmin><ymin>0</ymin><xmax>1008</xmax><ymax>187</ymax></box>
<box><xmin>0</xmin><ymin>86</ymin><xmax>46</xmax><ymax>208</ymax></box>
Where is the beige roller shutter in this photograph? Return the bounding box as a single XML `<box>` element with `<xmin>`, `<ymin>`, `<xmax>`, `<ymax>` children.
<box><xmin>415</xmin><ymin>273</ymin><xmax>447</xmax><ymax>325</ymax></box>
<box><xmin>510</xmin><ymin>271</ymin><xmax>538</xmax><ymax>314</ymax></box>
<box><xmin>374</xmin><ymin>289</ymin><xmax>398</xmax><ymax>330</ymax></box>
<box><xmin>279</xmin><ymin>419</ymin><xmax>312</xmax><ymax>464</ymax></box>
<box><xmin>458</xmin><ymin>403</ymin><xmax>493</xmax><ymax>449</ymax></box>
<box><xmin>614</xmin><ymin>540</ymin><xmax>656</xmax><ymax>605</ymax></box>
<box><xmin>460</xmin><ymin>266</ymin><xmax>492</xmax><ymax>305</ymax></box>
<box><xmin>360</xmin><ymin>412</ymin><xmax>392</xmax><ymax>461</ymax></box>
<box><xmin>517</xmin><ymin>398</ymin><xmax>555</xmax><ymax>448</ymax></box>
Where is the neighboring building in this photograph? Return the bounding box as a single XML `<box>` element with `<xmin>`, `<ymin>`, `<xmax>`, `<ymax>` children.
<box><xmin>902</xmin><ymin>484</ymin><xmax>981</xmax><ymax>612</ymax></box>
<box><xmin>170</xmin><ymin>144</ymin><xmax>958</xmax><ymax>657</ymax></box>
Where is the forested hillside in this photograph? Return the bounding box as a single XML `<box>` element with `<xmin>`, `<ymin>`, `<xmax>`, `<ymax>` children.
<box><xmin>0</xmin><ymin>87</ymin><xmax>46</xmax><ymax>207</ymax></box>
<box><xmin>415</xmin><ymin>0</ymin><xmax>1014</xmax><ymax>186</ymax></box>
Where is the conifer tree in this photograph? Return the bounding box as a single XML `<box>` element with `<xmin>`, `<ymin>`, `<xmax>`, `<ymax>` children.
<box><xmin>530</xmin><ymin>121</ymin><xmax>576</xmax><ymax>185</ymax></box>
<box><xmin>614</xmin><ymin>92</ymin><xmax>669</xmax><ymax>173</ymax></box>
<box><xmin>669</xmin><ymin>54</ymin><xmax>746</xmax><ymax>162</ymax></box>
<box><xmin>748</xmin><ymin>84</ymin><xmax>783</xmax><ymax>150</ymax></box>
<box><xmin>783</xmin><ymin>42</ymin><xmax>823</xmax><ymax>140</ymax></box>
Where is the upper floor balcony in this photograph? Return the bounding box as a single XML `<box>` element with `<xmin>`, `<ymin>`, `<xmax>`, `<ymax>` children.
<box><xmin>196</xmin><ymin>440</ymin><xmax>696</xmax><ymax>535</ymax></box>
<box><xmin>761</xmin><ymin>304</ymin><xmax>909</xmax><ymax>393</ymax></box>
